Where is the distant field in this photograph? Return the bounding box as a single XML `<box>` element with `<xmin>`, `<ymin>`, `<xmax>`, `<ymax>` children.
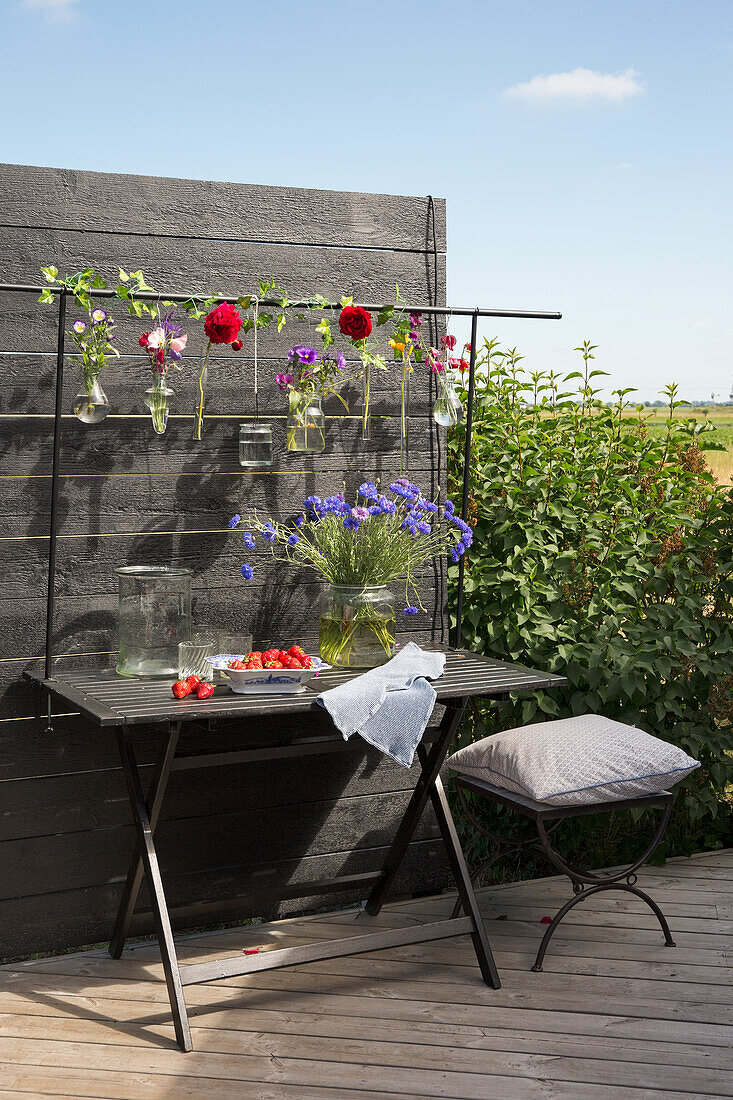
<box><xmin>631</xmin><ymin>407</ymin><xmax>733</xmax><ymax>484</ymax></box>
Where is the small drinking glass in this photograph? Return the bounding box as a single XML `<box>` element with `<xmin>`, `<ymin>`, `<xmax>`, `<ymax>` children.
<box><xmin>178</xmin><ymin>632</ymin><xmax>219</xmax><ymax>680</ymax></box>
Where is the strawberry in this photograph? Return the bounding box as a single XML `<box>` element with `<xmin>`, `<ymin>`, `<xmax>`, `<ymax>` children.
<box><xmin>172</xmin><ymin>680</ymin><xmax>191</xmax><ymax>699</ymax></box>
<box><xmin>247</xmin><ymin>657</ymin><xmax>263</xmax><ymax>669</ymax></box>
<box><xmin>195</xmin><ymin>682</ymin><xmax>215</xmax><ymax>700</ymax></box>
<box><xmin>186</xmin><ymin>674</ymin><xmax>202</xmax><ymax>690</ymax></box>
<box><xmin>227</xmin><ymin>660</ymin><xmax>247</xmax><ymax>670</ymax></box>
<box><xmin>283</xmin><ymin>655</ymin><xmax>303</xmax><ymax>669</ymax></box>
<box><xmin>278</xmin><ymin>650</ymin><xmax>290</xmax><ymax>663</ymax></box>
<box><xmin>288</xmin><ymin>645</ymin><xmax>306</xmax><ymax>660</ymax></box>
<box><xmin>244</xmin><ymin>661</ymin><xmax>259</xmax><ymax>670</ymax></box>
<box><xmin>264</xmin><ymin>660</ymin><xmax>283</xmax><ymax>670</ymax></box>
<box><xmin>262</xmin><ymin>648</ymin><xmax>279</xmax><ymax>662</ymax></box>
<box><xmin>246</xmin><ymin>651</ymin><xmax>262</xmax><ymax>661</ymax></box>
<box><xmin>300</xmin><ymin>655</ymin><xmax>313</xmax><ymax>669</ymax></box>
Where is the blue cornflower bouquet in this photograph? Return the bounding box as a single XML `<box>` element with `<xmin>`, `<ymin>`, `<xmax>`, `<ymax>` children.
<box><xmin>229</xmin><ymin>478</ymin><xmax>472</xmax><ymax>667</ymax></box>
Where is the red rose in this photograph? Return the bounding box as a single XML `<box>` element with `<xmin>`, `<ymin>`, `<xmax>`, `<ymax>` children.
<box><xmin>203</xmin><ymin>302</ymin><xmax>242</xmax><ymax>345</ymax></box>
<box><xmin>139</xmin><ymin>333</ymin><xmax>149</xmax><ymax>347</ymax></box>
<box><xmin>231</xmin><ymin>338</ymin><xmax>243</xmax><ymax>352</ymax></box>
<box><xmin>339</xmin><ymin>305</ymin><xmax>372</xmax><ymax>341</ymax></box>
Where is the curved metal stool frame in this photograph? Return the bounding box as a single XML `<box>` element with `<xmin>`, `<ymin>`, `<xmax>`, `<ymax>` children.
<box><xmin>451</xmin><ymin>775</ymin><xmax>676</xmax><ymax>971</ymax></box>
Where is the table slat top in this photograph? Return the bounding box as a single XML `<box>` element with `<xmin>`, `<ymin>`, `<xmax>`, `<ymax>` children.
<box><xmin>26</xmin><ymin>647</ymin><xmax>566</xmax><ymax>727</ymax></box>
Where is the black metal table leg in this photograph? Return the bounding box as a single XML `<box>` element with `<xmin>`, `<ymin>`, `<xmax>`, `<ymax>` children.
<box><xmin>365</xmin><ymin>700</ymin><xmax>466</xmax><ymax>916</ymax></box>
<box><xmin>110</xmin><ymin>723</ymin><xmax>180</xmax><ymax>958</ymax></box>
<box><xmin>116</xmin><ymin>729</ymin><xmax>192</xmax><ymax>1052</ymax></box>
<box><xmin>420</xmin><ymin>749</ymin><xmax>501</xmax><ymax>988</ymax></box>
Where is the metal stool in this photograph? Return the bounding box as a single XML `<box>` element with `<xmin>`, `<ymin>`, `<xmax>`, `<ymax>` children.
<box><xmin>450</xmin><ymin>774</ymin><xmax>676</xmax><ymax>971</ymax></box>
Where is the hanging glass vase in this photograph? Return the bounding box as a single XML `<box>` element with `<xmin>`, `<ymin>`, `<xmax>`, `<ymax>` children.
<box><xmin>193</xmin><ymin>362</ymin><xmax>209</xmax><ymax>441</ymax></box>
<box><xmin>319</xmin><ymin>584</ymin><xmax>396</xmax><ymax>669</ymax></box>
<box><xmin>362</xmin><ymin>363</ymin><xmax>371</xmax><ymax>440</ymax></box>
<box><xmin>144</xmin><ymin>374</ymin><xmax>174</xmax><ymax>435</ymax></box>
<box><xmin>73</xmin><ymin>370</ymin><xmax>110</xmax><ymax>425</ymax></box>
<box><xmin>432</xmin><ymin>372</ymin><xmax>464</xmax><ymax>428</ymax></box>
<box><xmin>286</xmin><ymin>389</ymin><xmax>325</xmax><ymax>452</ymax></box>
<box><xmin>239</xmin><ymin>422</ymin><xmax>274</xmax><ymax>468</ymax></box>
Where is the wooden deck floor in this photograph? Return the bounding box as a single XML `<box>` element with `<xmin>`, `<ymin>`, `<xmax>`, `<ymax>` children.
<box><xmin>0</xmin><ymin>849</ymin><xmax>731</xmax><ymax>1099</ymax></box>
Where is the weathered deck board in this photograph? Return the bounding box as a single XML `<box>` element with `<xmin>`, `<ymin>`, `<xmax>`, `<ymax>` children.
<box><xmin>0</xmin><ymin>849</ymin><xmax>730</xmax><ymax>1098</ymax></box>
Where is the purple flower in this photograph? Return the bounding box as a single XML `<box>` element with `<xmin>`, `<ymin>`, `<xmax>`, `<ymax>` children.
<box><xmin>455</xmin><ymin>540</ymin><xmax>466</xmax><ymax>555</ymax></box>
<box><xmin>335</xmin><ymin>351</ymin><xmax>346</xmax><ymax>371</ymax></box>
<box><xmin>295</xmin><ymin>515</ymin><xmax>305</xmax><ymax>528</ymax></box>
<box><xmin>343</xmin><ymin>514</ymin><xmax>360</xmax><ymax>531</ymax></box>
<box><xmin>276</xmin><ymin>372</ymin><xmax>294</xmax><ymax>390</ymax></box>
<box><xmin>242</xmin><ymin>532</ymin><xmax>256</xmax><ymax>549</ymax></box>
<box><xmin>228</xmin><ymin>514</ymin><xmax>241</xmax><ymax>529</ymax></box>
<box><xmin>287</xmin><ymin>533</ymin><xmax>300</xmax><ymax>546</ymax></box>
<box><xmin>241</xmin><ymin>563</ymin><xmax>254</xmax><ymax>580</ymax></box>
<box><xmin>287</xmin><ymin>344</ymin><xmax>319</xmax><ymax>365</ymax></box>
<box><xmin>358</xmin><ymin>481</ymin><xmax>379</xmax><ymax>500</ymax></box>
<box><xmin>416</xmin><ymin>521</ymin><xmax>431</xmax><ymax>535</ymax></box>
<box><xmin>462</xmin><ymin>530</ymin><xmax>473</xmax><ymax>548</ymax></box>
<box><xmin>304</xmin><ymin>495</ymin><xmax>321</xmax><ymax>511</ymax></box>
<box><xmin>409</xmin><ymin>312</ymin><xmax>422</xmax><ymax>327</ymax></box>
<box><xmin>72</xmin><ymin>320</ymin><xmax>86</xmax><ymax>335</ymax></box>
<box><xmin>169</xmin><ymin>349</ymin><xmax>181</xmax><ymax>362</ymax></box>
<box><xmin>450</xmin><ymin>547</ymin><xmax>460</xmax><ymax>563</ymax></box>
<box><xmin>262</xmin><ymin>523</ymin><xmax>276</xmax><ymax>543</ymax></box>
<box><xmin>368</xmin><ymin>505</ymin><xmax>382</xmax><ymax>516</ymax></box>
<box><xmin>444</xmin><ymin>500</ymin><xmax>455</xmax><ymax>516</ymax></box>
<box><xmin>352</xmin><ymin>506</ymin><xmax>370</xmax><ymax>522</ymax></box>
<box><xmin>378</xmin><ymin>496</ymin><xmax>397</xmax><ymax>514</ymax></box>
<box><xmin>389</xmin><ymin>481</ymin><xmax>413</xmax><ymax>499</ymax></box>
<box><xmin>91</xmin><ymin>308</ymin><xmax>107</xmax><ymax>325</ymax></box>
<box><xmin>421</xmin><ymin>500</ymin><xmax>439</xmax><ymax>514</ymax></box>
<box><xmin>403</xmin><ymin>606</ymin><xmax>419</xmax><ymax>615</ymax></box>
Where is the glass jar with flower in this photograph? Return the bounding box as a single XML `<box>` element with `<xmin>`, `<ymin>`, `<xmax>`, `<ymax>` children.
<box><xmin>139</xmin><ymin>309</ymin><xmax>188</xmax><ymax>434</ymax></box>
<box><xmin>279</xmin><ymin>344</ymin><xmax>348</xmax><ymax>453</ymax></box>
<box><xmin>431</xmin><ymin>335</ymin><xmax>464</xmax><ymax>428</ymax></box>
<box><xmin>337</xmin><ymin>304</ymin><xmax>387</xmax><ymax>441</ymax></box>
<box><xmin>69</xmin><ymin>307</ymin><xmax>117</xmax><ymax>424</ymax></box>
<box><xmin>229</xmin><ymin>478</ymin><xmax>473</xmax><ymax>669</ymax></box>
<box><xmin>194</xmin><ymin>302</ymin><xmax>243</xmax><ymax>440</ymax></box>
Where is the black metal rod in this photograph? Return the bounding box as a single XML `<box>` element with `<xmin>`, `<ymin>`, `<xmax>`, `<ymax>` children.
<box><xmin>44</xmin><ymin>288</ymin><xmax>67</xmax><ymax>684</ymax></box>
<box><xmin>454</xmin><ymin>310</ymin><xmax>479</xmax><ymax>648</ymax></box>
<box><xmin>0</xmin><ymin>282</ymin><xmax>561</xmax><ymax>321</ymax></box>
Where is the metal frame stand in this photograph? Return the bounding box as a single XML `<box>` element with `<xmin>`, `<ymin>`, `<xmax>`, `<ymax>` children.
<box><xmin>110</xmin><ymin>699</ymin><xmax>500</xmax><ymax>1052</ymax></box>
<box><xmin>451</xmin><ymin>774</ymin><xmax>676</xmax><ymax>972</ymax></box>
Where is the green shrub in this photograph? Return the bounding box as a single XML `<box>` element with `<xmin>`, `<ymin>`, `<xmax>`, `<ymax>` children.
<box><xmin>447</xmin><ymin>340</ymin><xmax>733</xmax><ymax>870</ymax></box>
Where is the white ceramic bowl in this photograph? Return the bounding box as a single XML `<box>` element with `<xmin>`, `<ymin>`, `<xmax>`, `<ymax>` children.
<box><xmin>206</xmin><ymin>654</ymin><xmax>331</xmax><ymax>694</ymax></box>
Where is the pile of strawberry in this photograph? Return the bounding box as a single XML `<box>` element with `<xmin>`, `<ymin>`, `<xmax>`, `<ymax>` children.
<box><xmin>171</xmin><ymin>674</ymin><xmax>215</xmax><ymax>700</ymax></box>
<box><xmin>228</xmin><ymin>645</ymin><xmax>313</xmax><ymax>671</ymax></box>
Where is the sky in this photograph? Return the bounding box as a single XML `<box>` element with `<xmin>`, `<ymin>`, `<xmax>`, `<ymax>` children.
<box><xmin>1</xmin><ymin>0</ymin><xmax>732</xmax><ymax>402</ymax></box>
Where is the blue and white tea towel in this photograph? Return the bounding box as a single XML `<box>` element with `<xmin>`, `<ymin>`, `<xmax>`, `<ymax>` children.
<box><xmin>317</xmin><ymin>642</ymin><xmax>446</xmax><ymax>767</ymax></box>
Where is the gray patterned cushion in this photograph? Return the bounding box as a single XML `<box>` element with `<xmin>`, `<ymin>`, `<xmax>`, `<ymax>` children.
<box><xmin>447</xmin><ymin>714</ymin><xmax>700</xmax><ymax>806</ymax></box>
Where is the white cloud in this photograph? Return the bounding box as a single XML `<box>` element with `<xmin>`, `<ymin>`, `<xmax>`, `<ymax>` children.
<box><xmin>502</xmin><ymin>67</ymin><xmax>644</xmax><ymax>106</ymax></box>
<box><xmin>21</xmin><ymin>0</ymin><xmax>80</xmax><ymax>21</ymax></box>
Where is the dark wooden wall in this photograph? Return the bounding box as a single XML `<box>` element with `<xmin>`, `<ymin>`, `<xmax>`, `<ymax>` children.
<box><xmin>0</xmin><ymin>162</ymin><xmax>449</xmax><ymax>958</ymax></box>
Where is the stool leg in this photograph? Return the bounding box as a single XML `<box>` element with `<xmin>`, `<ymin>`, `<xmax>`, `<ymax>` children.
<box><xmin>531</xmin><ymin>881</ymin><xmax>676</xmax><ymax>972</ymax></box>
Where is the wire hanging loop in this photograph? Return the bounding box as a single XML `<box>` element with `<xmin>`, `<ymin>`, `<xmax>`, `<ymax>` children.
<box><xmin>252</xmin><ymin>297</ymin><xmax>259</xmax><ymax>422</ymax></box>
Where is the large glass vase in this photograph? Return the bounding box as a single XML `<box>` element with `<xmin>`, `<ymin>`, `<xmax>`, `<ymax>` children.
<box><xmin>116</xmin><ymin>565</ymin><xmax>192</xmax><ymax>678</ymax></box>
<box><xmin>319</xmin><ymin>584</ymin><xmax>396</xmax><ymax>669</ymax></box>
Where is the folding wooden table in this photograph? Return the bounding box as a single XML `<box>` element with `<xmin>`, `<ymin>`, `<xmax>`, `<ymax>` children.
<box><xmin>28</xmin><ymin>647</ymin><xmax>566</xmax><ymax>1051</ymax></box>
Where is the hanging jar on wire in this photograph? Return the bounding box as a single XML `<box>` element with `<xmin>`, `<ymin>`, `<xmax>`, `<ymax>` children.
<box><xmin>193</xmin><ymin>302</ymin><xmax>243</xmax><ymax>441</ymax></box>
<box><xmin>279</xmin><ymin>343</ymin><xmax>348</xmax><ymax>455</ymax></box>
<box><xmin>138</xmin><ymin>310</ymin><xmax>188</xmax><ymax>435</ymax></box>
<box><xmin>238</xmin><ymin>299</ymin><xmax>275</xmax><ymax>468</ymax></box>
<box><xmin>69</xmin><ymin>309</ymin><xmax>115</xmax><ymax>424</ymax></box>
<box><xmin>430</xmin><ymin>333</ymin><xmax>464</xmax><ymax>428</ymax></box>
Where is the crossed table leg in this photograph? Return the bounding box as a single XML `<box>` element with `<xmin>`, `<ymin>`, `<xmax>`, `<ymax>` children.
<box><xmin>109</xmin><ymin>698</ymin><xmax>500</xmax><ymax>1052</ymax></box>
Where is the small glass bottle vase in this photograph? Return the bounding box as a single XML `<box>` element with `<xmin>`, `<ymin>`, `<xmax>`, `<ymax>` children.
<box><xmin>432</xmin><ymin>373</ymin><xmax>464</xmax><ymax>427</ymax></box>
<box><xmin>319</xmin><ymin>584</ymin><xmax>396</xmax><ymax>669</ymax></box>
<box><xmin>73</xmin><ymin>370</ymin><xmax>110</xmax><ymax>425</ymax></box>
<box><xmin>286</xmin><ymin>389</ymin><xmax>325</xmax><ymax>452</ymax></box>
<box><xmin>144</xmin><ymin>374</ymin><xmax>174</xmax><ymax>435</ymax></box>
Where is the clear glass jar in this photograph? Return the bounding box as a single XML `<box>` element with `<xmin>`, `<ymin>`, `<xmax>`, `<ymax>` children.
<box><xmin>319</xmin><ymin>584</ymin><xmax>396</xmax><ymax>669</ymax></box>
<box><xmin>286</xmin><ymin>390</ymin><xmax>325</xmax><ymax>452</ymax></box>
<box><xmin>144</xmin><ymin>374</ymin><xmax>174</xmax><ymax>435</ymax></box>
<box><xmin>116</xmin><ymin>565</ymin><xmax>192</xmax><ymax>678</ymax></box>
<box><xmin>239</xmin><ymin>422</ymin><xmax>273</xmax><ymax>467</ymax></box>
<box><xmin>432</xmin><ymin>373</ymin><xmax>464</xmax><ymax>427</ymax></box>
<box><xmin>73</xmin><ymin>372</ymin><xmax>110</xmax><ymax>424</ymax></box>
